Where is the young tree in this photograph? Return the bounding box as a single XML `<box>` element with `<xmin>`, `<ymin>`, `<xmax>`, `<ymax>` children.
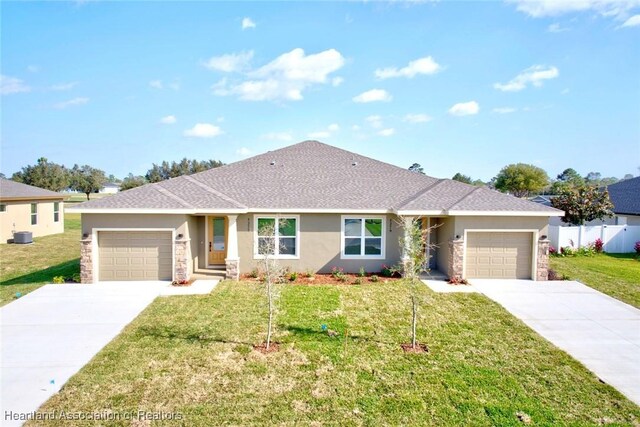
<box><xmin>398</xmin><ymin>216</ymin><xmax>432</xmax><ymax>350</ymax></box>
<box><xmin>256</xmin><ymin>218</ymin><xmax>288</xmax><ymax>350</ymax></box>
<box><xmin>551</xmin><ymin>185</ymin><xmax>614</xmax><ymax>225</ymax></box>
<box><xmin>408</xmin><ymin>163</ymin><xmax>425</xmax><ymax>174</ymax></box>
<box><xmin>12</xmin><ymin>157</ymin><xmax>69</xmax><ymax>192</ymax></box>
<box><xmin>452</xmin><ymin>173</ymin><xmax>473</xmax><ymax>184</ymax></box>
<box><xmin>69</xmin><ymin>164</ymin><xmax>107</xmax><ymax>200</ymax></box>
<box><xmin>494</xmin><ymin>163</ymin><xmax>549</xmax><ymax>198</ymax></box>
<box><xmin>119</xmin><ymin>173</ymin><xmax>147</xmax><ymax>191</ymax></box>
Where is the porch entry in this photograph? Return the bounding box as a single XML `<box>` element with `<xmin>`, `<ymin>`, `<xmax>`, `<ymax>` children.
<box><xmin>207</xmin><ymin>216</ymin><xmax>227</xmax><ymax>265</ymax></box>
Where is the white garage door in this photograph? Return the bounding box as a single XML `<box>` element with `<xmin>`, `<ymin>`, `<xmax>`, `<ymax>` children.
<box><xmin>466</xmin><ymin>232</ymin><xmax>533</xmax><ymax>279</ymax></box>
<box><xmin>98</xmin><ymin>231</ymin><xmax>173</xmax><ymax>281</ymax></box>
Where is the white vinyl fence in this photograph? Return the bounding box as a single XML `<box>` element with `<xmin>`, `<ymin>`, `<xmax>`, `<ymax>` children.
<box><xmin>549</xmin><ymin>225</ymin><xmax>640</xmax><ymax>253</ymax></box>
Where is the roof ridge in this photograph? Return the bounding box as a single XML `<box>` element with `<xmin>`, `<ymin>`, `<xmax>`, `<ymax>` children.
<box><xmin>183</xmin><ymin>175</ymin><xmax>247</xmax><ymax>208</ymax></box>
<box><xmin>447</xmin><ymin>185</ymin><xmax>483</xmax><ymax>210</ymax></box>
<box><xmin>395</xmin><ymin>179</ymin><xmax>447</xmax><ymax>209</ymax></box>
<box><xmin>154</xmin><ymin>185</ymin><xmax>193</xmax><ymax>208</ymax></box>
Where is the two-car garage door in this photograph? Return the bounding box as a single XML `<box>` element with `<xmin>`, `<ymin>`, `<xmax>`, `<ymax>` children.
<box><xmin>465</xmin><ymin>232</ymin><xmax>533</xmax><ymax>279</ymax></box>
<box><xmin>98</xmin><ymin>231</ymin><xmax>172</xmax><ymax>281</ymax></box>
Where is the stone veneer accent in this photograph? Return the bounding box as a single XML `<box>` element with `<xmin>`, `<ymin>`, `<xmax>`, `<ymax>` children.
<box><xmin>174</xmin><ymin>237</ymin><xmax>190</xmax><ymax>282</ymax></box>
<box><xmin>448</xmin><ymin>238</ymin><xmax>464</xmax><ymax>280</ymax></box>
<box><xmin>225</xmin><ymin>258</ymin><xmax>240</xmax><ymax>280</ymax></box>
<box><xmin>536</xmin><ymin>238</ymin><xmax>550</xmax><ymax>281</ymax></box>
<box><xmin>80</xmin><ymin>236</ymin><xmax>93</xmax><ymax>284</ymax></box>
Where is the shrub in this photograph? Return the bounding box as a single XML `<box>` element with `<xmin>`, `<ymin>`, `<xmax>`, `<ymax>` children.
<box><xmin>594</xmin><ymin>238</ymin><xmax>604</xmax><ymax>253</ymax></box>
<box><xmin>380</xmin><ymin>264</ymin><xmax>397</xmax><ymax>277</ymax></box>
<box><xmin>549</xmin><ymin>245</ymin><xmax>558</xmax><ymax>256</ymax></box>
<box><xmin>331</xmin><ymin>267</ymin><xmax>347</xmax><ymax>282</ymax></box>
<box><xmin>548</xmin><ymin>269</ymin><xmax>568</xmax><ymax>281</ymax></box>
<box><xmin>72</xmin><ymin>273</ymin><xmax>81</xmax><ymax>283</ymax></box>
<box><xmin>353</xmin><ymin>278</ymin><xmax>362</xmax><ymax>285</ymax></box>
<box><xmin>635</xmin><ymin>241</ymin><xmax>640</xmax><ymax>255</ymax></box>
<box><xmin>249</xmin><ymin>268</ymin><xmax>259</xmax><ymax>279</ymax></box>
<box><xmin>448</xmin><ymin>276</ymin><xmax>469</xmax><ymax>285</ymax></box>
<box><xmin>52</xmin><ymin>276</ymin><xmax>65</xmax><ymax>284</ymax></box>
<box><xmin>304</xmin><ymin>269</ymin><xmax>315</xmax><ymax>278</ymax></box>
<box><xmin>560</xmin><ymin>246</ymin><xmax>575</xmax><ymax>256</ymax></box>
<box><xmin>576</xmin><ymin>245</ymin><xmax>596</xmax><ymax>257</ymax></box>
<box><xmin>289</xmin><ymin>271</ymin><xmax>298</xmax><ymax>282</ymax></box>
<box><xmin>369</xmin><ymin>274</ymin><xmax>379</xmax><ymax>283</ymax></box>
<box><xmin>358</xmin><ymin>267</ymin><xmax>366</xmax><ymax>277</ymax></box>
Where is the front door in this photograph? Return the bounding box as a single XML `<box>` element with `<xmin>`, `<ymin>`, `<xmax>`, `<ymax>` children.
<box><xmin>208</xmin><ymin>217</ymin><xmax>227</xmax><ymax>265</ymax></box>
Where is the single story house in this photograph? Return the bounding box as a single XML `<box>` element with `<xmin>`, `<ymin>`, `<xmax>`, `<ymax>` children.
<box><xmin>606</xmin><ymin>176</ymin><xmax>640</xmax><ymax>226</ymax></box>
<box><xmin>69</xmin><ymin>141</ymin><xmax>563</xmax><ymax>283</ymax></box>
<box><xmin>99</xmin><ymin>182</ymin><xmax>121</xmax><ymax>194</ymax></box>
<box><xmin>0</xmin><ymin>178</ymin><xmax>65</xmax><ymax>243</ymax></box>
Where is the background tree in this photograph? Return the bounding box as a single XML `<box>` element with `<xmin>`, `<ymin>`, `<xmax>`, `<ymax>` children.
<box><xmin>69</xmin><ymin>164</ymin><xmax>107</xmax><ymax>200</ymax></box>
<box><xmin>494</xmin><ymin>163</ymin><xmax>549</xmax><ymax>198</ymax></box>
<box><xmin>107</xmin><ymin>174</ymin><xmax>121</xmax><ymax>183</ymax></box>
<box><xmin>551</xmin><ymin>185</ymin><xmax>614</xmax><ymax>225</ymax></box>
<box><xmin>120</xmin><ymin>173</ymin><xmax>147</xmax><ymax>191</ymax></box>
<box><xmin>408</xmin><ymin>163</ymin><xmax>425</xmax><ymax>174</ymax></box>
<box><xmin>145</xmin><ymin>158</ymin><xmax>224</xmax><ymax>183</ymax></box>
<box><xmin>11</xmin><ymin>157</ymin><xmax>69</xmax><ymax>192</ymax></box>
<box><xmin>452</xmin><ymin>173</ymin><xmax>473</xmax><ymax>184</ymax></box>
<box><xmin>623</xmin><ymin>173</ymin><xmax>634</xmax><ymax>180</ymax></box>
<box><xmin>0</xmin><ymin>173</ymin><xmax>6</xmax><ymax>179</ymax></box>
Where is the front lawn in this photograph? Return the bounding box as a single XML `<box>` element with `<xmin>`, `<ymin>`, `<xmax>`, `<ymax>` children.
<box><xmin>32</xmin><ymin>281</ymin><xmax>639</xmax><ymax>426</ymax></box>
<box><xmin>550</xmin><ymin>253</ymin><xmax>640</xmax><ymax>308</ymax></box>
<box><xmin>0</xmin><ymin>213</ymin><xmax>81</xmax><ymax>306</ymax></box>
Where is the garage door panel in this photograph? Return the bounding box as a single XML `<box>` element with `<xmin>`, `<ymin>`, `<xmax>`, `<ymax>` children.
<box><xmin>99</xmin><ymin>231</ymin><xmax>173</xmax><ymax>281</ymax></box>
<box><xmin>466</xmin><ymin>232</ymin><xmax>532</xmax><ymax>279</ymax></box>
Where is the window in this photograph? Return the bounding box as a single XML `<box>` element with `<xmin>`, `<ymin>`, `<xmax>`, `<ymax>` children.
<box><xmin>254</xmin><ymin>215</ymin><xmax>299</xmax><ymax>258</ymax></box>
<box><xmin>341</xmin><ymin>216</ymin><xmax>385</xmax><ymax>259</ymax></box>
<box><xmin>31</xmin><ymin>203</ymin><xmax>38</xmax><ymax>225</ymax></box>
<box><xmin>53</xmin><ymin>202</ymin><xmax>60</xmax><ymax>222</ymax></box>
<box><xmin>0</xmin><ymin>204</ymin><xmax>5</xmax><ymax>213</ymax></box>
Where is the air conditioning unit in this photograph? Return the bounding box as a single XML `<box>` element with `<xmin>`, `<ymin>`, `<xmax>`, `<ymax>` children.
<box><xmin>14</xmin><ymin>231</ymin><xmax>33</xmax><ymax>244</ymax></box>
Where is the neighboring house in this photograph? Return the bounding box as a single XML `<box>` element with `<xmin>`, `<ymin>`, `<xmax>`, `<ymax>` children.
<box><xmin>0</xmin><ymin>179</ymin><xmax>65</xmax><ymax>243</ymax></box>
<box><xmin>607</xmin><ymin>176</ymin><xmax>640</xmax><ymax>226</ymax></box>
<box><xmin>529</xmin><ymin>195</ymin><xmax>555</xmax><ymax>207</ymax></box>
<box><xmin>69</xmin><ymin>141</ymin><xmax>563</xmax><ymax>283</ymax></box>
<box><xmin>99</xmin><ymin>182</ymin><xmax>121</xmax><ymax>194</ymax></box>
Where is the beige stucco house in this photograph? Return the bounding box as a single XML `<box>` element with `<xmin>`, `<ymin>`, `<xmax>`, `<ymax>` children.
<box><xmin>69</xmin><ymin>141</ymin><xmax>563</xmax><ymax>283</ymax></box>
<box><xmin>0</xmin><ymin>179</ymin><xmax>65</xmax><ymax>243</ymax></box>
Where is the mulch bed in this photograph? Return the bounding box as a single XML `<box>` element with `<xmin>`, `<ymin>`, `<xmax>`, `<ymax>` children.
<box><xmin>240</xmin><ymin>273</ymin><xmax>402</xmax><ymax>286</ymax></box>
<box><xmin>171</xmin><ymin>279</ymin><xmax>195</xmax><ymax>287</ymax></box>
<box><xmin>253</xmin><ymin>342</ymin><xmax>280</xmax><ymax>353</ymax></box>
<box><xmin>400</xmin><ymin>343</ymin><xmax>429</xmax><ymax>354</ymax></box>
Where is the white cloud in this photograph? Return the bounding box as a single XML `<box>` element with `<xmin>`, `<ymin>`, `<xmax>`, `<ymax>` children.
<box><xmin>1</xmin><ymin>75</ymin><xmax>31</xmax><ymax>95</ymax></box>
<box><xmin>492</xmin><ymin>107</ymin><xmax>517</xmax><ymax>114</ymax></box>
<box><xmin>448</xmin><ymin>101</ymin><xmax>479</xmax><ymax>116</ymax></box>
<box><xmin>149</xmin><ymin>80</ymin><xmax>163</xmax><ymax>89</ymax></box>
<box><xmin>377</xmin><ymin>128</ymin><xmax>395</xmax><ymax>137</ymax></box>
<box><xmin>53</xmin><ymin>97</ymin><xmax>89</xmax><ymax>109</ymax></box>
<box><xmin>242</xmin><ymin>17</ymin><xmax>256</xmax><ymax>30</ymax></box>
<box><xmin>308</xmin><ymin>131</ymin><xmax>331</xmax><ymax>139</ymax></box>
<box><xmin>160</xmin><ymin>115</ymin><xmax>177</xmax><ymax>124</ymax></box>
<box><xmin>351</xmin><ymin>124</ymin><xmax>361</xmax><ymax>131</ymax></box>
<box><xmin>332</xmin><ymin>76</ymin><xmax>344</xmax><ymax>87</ymax></box>
<box><xmin>620</xmin><ymin>14</ymin><xmax>640</xmax><ymax>27</ymax></box>
<box><xmin>51</xmin><ymin>82</ymin><xmax>78</xmax><ymax>91</ymax></box>
<box><xmin>353</xmin><ymin>89</ymin><xmax>392</xmax><ymax>103</ymax></box>
<box><xmin>375</xmin><ymin>56</ymin><xmax>442</xmax><ymax>79</ymax></box>
<box><xmin>204</xmin><ymin>51</ymin><xmax>254</xmax><ymax>72</ymax></box>
<box><xmin>149</xmin><ymin>79</ymin><xmax>180</xmax><ymax>90</ymax></box>
<box><xmin>236</xmin><ymin>147</ymin><xmax>252</xmax><ymax>156</ymax></box>
<box><xmin>184</xmin><ymin>123</ymin><xmax>223</xmax><ymax>138</ymax></box>
<box><xmin>561</xmin><ymin>88</ymin><xmax>570</xmax><ymax>95</ymax></box>
<box><xmin>365</xmin><ymin>115</ymin><xmax>384</xmax><ymax>128</ymax></box>
<box><xmin>261</xmin><ymin>131</ymin><xmax>293</xmax><ymax>142</ymax></box>
<box><xmin>213</xmin><ymin>48</ymin><xmax>345</xmax><ymax>101</ymax></box>
<box><xmin>547</xmin><ymin>23</ymin><xmax>569</xmax><ymax>32</ymax></box>
<box><xmin>508</xmin><ymin>0</ymin><xmax>640</xmax><ymax>20</ymax></box>
<box><xmin>327</xmin><ymin>123</ymin><xmax>340</xmax><ymax>132</ymax></box>
<box><xmin>26</xmin><ymin>65</ymin><xmax>39</xmax><ymax>73</ymax></box>
<box><xmin>403</xmin><ymin>113</ymin><xmax>432</xmax><ymax>123</ymax></box>
<box><xmin>494</xmin><ymin>65</ymin><xmax>559</xmax><ymax>92</ymax></box>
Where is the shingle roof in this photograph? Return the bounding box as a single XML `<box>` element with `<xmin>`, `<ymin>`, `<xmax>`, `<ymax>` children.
<box><xmin>71</xmin><ymin>141</ymin><xmax>561</xmax><ymax>215</ymax></box>
<box><xmin>0</xmin><ymin>179</ymin><xmax>65</xmax><ymax>200</ymax></box>
<box><xmin>607</xmin><ymin>177</ymin><xmax>640</xmax><ymax>215</ymax></box>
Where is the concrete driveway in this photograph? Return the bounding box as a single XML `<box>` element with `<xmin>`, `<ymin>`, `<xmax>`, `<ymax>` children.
<box><xmin>0</xmin><ymin>282</ymin><xmax>166</xmax><ymax>426</ymax></box>
<box><xmin>472</xmin><ymin>279</ymin><xmax>640</xmax><ymax>406</ymax></box>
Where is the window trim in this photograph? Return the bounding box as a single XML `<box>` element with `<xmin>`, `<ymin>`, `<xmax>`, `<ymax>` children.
<box><xmin>53</xmin><ymin>202</ymin><xmax>60</xmax><ymax>222</ymax></box>
<box><xmin>340</xmin><ymin>215</ymin><xmax>386</xmax><ymax>260</ymax></box>
<box><xmin>253</xmin><ymin>214</ymin><xmax>300</xmax><ymax>260</ymax></box>
<box><xmin>31</xmin><ymin>203</ymin><xmax>38</xmax><ymax>226</ymax></box>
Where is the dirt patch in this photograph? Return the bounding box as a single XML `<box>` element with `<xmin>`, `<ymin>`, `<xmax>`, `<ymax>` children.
<box><xmin>253</xmin><ymin>342</ymin><xmax>280</xmax><ymax>353</ymax></box>
<box><xmin>400</xmin><ymin>343</ymin><xmax>429</xmax><ymax>354</ymax></box>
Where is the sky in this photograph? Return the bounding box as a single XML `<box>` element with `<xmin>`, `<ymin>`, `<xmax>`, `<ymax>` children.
<box><xmin>2</xmin><ymin>0</ymin><xmax>639</xmax><ymax>182</ymax></box>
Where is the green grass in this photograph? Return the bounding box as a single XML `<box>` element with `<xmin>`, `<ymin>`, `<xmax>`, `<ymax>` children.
<box><xmin>31</xmin><ymin>281</ymin><xmax>639</xmax><ymax>426</ymax></box>
<box><xmin>550</xmin><ymin>253</ymin><xmax>640</xmax><ymax>308</ymax></box>
<box><xmin>0</xmin><ymin>213</ymin><xmax>81</xmax><ymax>306</ymax></box>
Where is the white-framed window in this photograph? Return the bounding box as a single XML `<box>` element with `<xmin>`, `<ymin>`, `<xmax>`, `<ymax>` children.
<box><xmin>31</xmin><ymin>203</ymin><xmax>38</xmax><ymax>225</ymax></box>
<box><xmin>253</xmin><ymin>215</ymin><xmax>300</xmax><ymax>259</ymax></box>
<box><xmin>341</xmin><ymin>216</ymin><xmax>385</xmax><ymax>259</ymax></box>
<box><xmin>53</xmin><ymin>202</ymin><xmax>60</xmax><ymax>222</ymax></box>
